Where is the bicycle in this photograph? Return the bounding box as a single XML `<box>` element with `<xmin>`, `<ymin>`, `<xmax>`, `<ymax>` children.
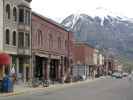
<box><xmin>28</xmin><ymin>78</ymin><xmax>50</xmax><ymax>88</ymax></box>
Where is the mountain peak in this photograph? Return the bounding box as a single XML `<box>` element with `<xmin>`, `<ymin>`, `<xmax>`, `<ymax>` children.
<box><xmin>61</xmin><ymin>11</ymin><xmax>133</xmax><ymax>61</ymax></box>
<box><xmin>62</xmin><ymin>9</ymin><xmax>133</xmax><ymax>28</ymax></box>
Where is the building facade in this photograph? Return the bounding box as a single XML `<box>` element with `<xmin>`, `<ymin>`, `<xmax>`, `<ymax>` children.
<box><xmin>104</xmin><ymin>56</ymin><xmax>115</xmax><ymax>75</ymax></box>
<box><xmin>32</xmin><ymin>12</ymin><xmax>73</xmax><ymax>83</ymax></box>
<box><xmin>72</xmin><ymin>42</ymin><xmax>99</xmax><ymax>79</ymax></box>
<box><xmin>0</xmin><ymin>0</ymin><xmax>32</xmax><ymax>83</ymax></box>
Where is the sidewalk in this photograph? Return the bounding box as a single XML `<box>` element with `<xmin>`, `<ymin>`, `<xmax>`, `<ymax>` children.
<box><xmin>0</xmin><ymin>77</ymin><xmax>103</xmax><ymax>97</ymax></box>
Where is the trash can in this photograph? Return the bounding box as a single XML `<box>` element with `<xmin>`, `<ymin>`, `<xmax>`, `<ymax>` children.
<box><xmin>2</xmin><ymin>76</ymin><xmax>13</xmax><ymax>93</ymax></box>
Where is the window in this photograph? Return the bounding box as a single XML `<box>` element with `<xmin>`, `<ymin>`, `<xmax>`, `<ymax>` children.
<box><xmin>19</xmin><ymin>9</ymin><xmax>24</xmax><ymax>23</ymax></box>
<box><xmin>49</xmin><ymin>34</ymin><xmax>53</xmax><ymax>48</ymax></box>
<box><xmin>28</xmin><ymin>12</ymin><xmax>30</xmax><ymax>25</ymax></box>
<box><xmin>38</xmin><ymin>30</ymin><xmax>42</xmax><ymax>46</ymax></box>
<box><xmin>12</xmin><ymin>31</ymin><xmax>16</xmax><ymax>46</ymax></box>
<box><xmin>18</xmin><ymin>32</ymin><xmax>24</xmax><ymax>48</ymax></box>
<box><xmin>13</xmin><ymin>7</ymin><xmax>17</xmax><ymax>21</ymax></box>
<box><xmin>58</xmin><ymin>37</ymin><xmax>61</xmax><ymax>49</ymax></box>
<box><xmin>25</xmin><ymin>33</ymin><xmax>30</xmax><ymax>48</ymax></box>
<box><xmin>25</xmin><ymin>11</ymin><xmax>30</xmax><ymax>25</ymax></box>
<box><xmin>6</xmin><ymin>29</ymin><xmax>10</xmax><ymax>44</ymax></box>
<box><xmin>6</xmin><ymin>4</ymin><xmax>10</xmax><ymax>19</ymax></box>
<box><xmin>65</xmin><ymin>40</ymin><xmax>67</xmax><ymax>49</ymax></box>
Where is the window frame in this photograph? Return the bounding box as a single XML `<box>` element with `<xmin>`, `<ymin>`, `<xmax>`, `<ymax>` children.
<box><xmin>37</xmin><ymin>30</ymin><xmax>43</xmax><ymax>47</ymax></box>
<box><xmin>25</xmin><ymin>33</ymin><xmax>30</xmax><ymax>48</ymax></box>
<box><xmin>18</xmin><ymin>32</ymin><xmax>24</xmax><ymax>48</ymax></box>
<box><xmin>6</xmin><ymin>4</ymin><xmax>10</xmax><ymax>19</ymax></box>
<box><xmin>19</xmin><ymin>8</ymin><xmax>24</xmax><ymax>23</ymax></box>
<box><xmin>12</xmin><ymin>31</ymin><xmax>17</xmax><ymax>46</ymax></box>
<box><xmin>13</xmin><ymin>7</ymin><xmax>17</xmax><ymax>22</ymax></box>
<box><xmin>5</xmin><ymin>29</ymin><xmax>10</xmax><ymax>45</ymax></box>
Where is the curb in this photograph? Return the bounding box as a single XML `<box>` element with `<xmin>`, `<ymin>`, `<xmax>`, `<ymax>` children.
<box><xmin>0</xmin><ymin>78</ymin><xmax>102</xmax><ymax>97</ymax></box>
<box><xmin>0</xmin><ymin>91</ymin><xmax>25</xmax><ymax>97</ymax></box>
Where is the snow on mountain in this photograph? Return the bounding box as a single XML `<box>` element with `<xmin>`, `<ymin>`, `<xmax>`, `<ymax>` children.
<box><xmin>61</xmin><ymin>8</ymin><xmax>133</xmax><ymax>60</ymax></box>
<box><xmin>62</xmin><ymin>7</ymin><xmax>133</xmax><ymax>27</ymax></box>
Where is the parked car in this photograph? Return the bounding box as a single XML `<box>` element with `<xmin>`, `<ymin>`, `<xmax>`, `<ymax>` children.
<box><xmin>122</xmin><ymin>72</ymin><xmax>128</xmax><ymax>77</ymax></box>
<box><xmin>112</xmin><ymin>72</ymin><xmax>122</xmax><ymax>79</ymax></box>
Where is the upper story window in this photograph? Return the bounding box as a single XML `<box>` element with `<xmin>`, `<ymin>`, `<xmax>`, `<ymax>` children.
<box><xmin>12</xmin><ymin>31</ymin><xmax>16</xmax><ymax>46</ymax></box>
<box><xmin>58</xmin><ymin>37</ymin><xmax>61</xmax><ymax>49</ymax></box>
<box><xmin>65</xmin><ymin>40</ymin><xmax>67</xmax><ymax>49</ymax></box>
<box><xmin>18</xmin><ymin>32</ymin><xmax>24</xmax><ymax>48</ymax></box>
<box><xmin>25</xmin><ymin>10</ymin><xmax>30</xmax><ymax>25</ymax></box>
<box><xmin>19</xmin><ymin>9</ymin><xmax>24</xmax><ymax>23</ymax></box>
<box><xmin>13</xmin><ymin>7</ymin><xmax>17</xmax><ymax>22</ymax></box>
<box><xmin>6</xmin><ymin>4</ymin><xmax>10</xmax><ymax>19</ymax></box>
<box><xmin>6</xmin><ymin>29</ymin><xmax>10</xmax><ymax>44</ymax></box>
<box><xmin>37</xmin><ymin>30</ymin><xmax>42</xmax><ymax>46</ymax></box>
<box><xmin>49</xmin><ymin>34</ymin><xmax>53</xmax><ymax>49</ymax></box>
<box><xmin>25</xmin><ymin>33</ymin><xmax>30</xmax><ymax>48</ymax></box>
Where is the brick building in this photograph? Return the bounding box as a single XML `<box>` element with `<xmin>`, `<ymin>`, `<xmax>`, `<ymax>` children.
<box><xmin>32</xmin><ymin>12</ymin><xmax>73</xmax><ymax>83</ymax></box>
<box><xmin>0</xmin><ymin>0</ymin><xmax>32</xmax><ymax>83</ymax></box>
<box><xmin>72</xmin><ymin>42</ymin><xmax>99</xmax><ymax>79</ymax></box>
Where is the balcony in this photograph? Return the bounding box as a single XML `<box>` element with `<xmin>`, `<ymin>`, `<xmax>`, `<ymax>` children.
<box><xmin>18</xmin><ymin>48</ymin><xmax>31</xmax><ymax>55</ymax></box>
<box><xmin>18</xmin><ymin>23</ymin><xmax>31</xmax><ymax>31</ymax></box>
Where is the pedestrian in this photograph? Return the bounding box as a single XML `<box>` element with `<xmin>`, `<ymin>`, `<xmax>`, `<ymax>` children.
<box><xmin>10</xmin><ymin>64</ymin><xmax>16</xmax><ymax>84</ymax></box>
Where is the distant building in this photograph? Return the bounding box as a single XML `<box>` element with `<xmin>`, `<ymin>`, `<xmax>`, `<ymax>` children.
<box><xmin>72</xmin><ymin>42</ymin><xmax>99</xmax><ymax>79</ymax></box>
<box><xmin>104</xmin><ymin>56</ymin><xmax>115</xmax><ymax>75</ymax></box>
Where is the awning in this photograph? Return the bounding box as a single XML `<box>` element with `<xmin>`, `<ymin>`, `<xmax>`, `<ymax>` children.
<box><xmin>0</xmin><ymin>53</ymin><xmax>11</xmax><ymax>65</ymax></box>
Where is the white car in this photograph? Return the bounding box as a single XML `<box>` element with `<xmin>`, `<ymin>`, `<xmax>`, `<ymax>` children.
<box><xmin>122</xmin><ymin>72</ymin><xmax>128</xmax><ymax>77</ymax></box>
<box><xmin>112</xmin><ymin>72</ymin><xmax>122</xmax><ymax>79</ymax></box>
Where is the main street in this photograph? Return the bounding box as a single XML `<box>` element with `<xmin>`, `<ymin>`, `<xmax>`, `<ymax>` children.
<box><xmin>1</xmin><ymin>78</ymin><xmax>133</xmax><ymax>100</ymax></box>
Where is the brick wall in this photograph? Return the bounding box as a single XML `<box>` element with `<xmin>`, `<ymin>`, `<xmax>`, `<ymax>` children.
<box><xmin>73</xmin><ymin>43</ymin><xmax>95</xmax><ymax>65</ymax></box>
<box><xmin>32</xmin><ymin>12</ymin><xmax>70</xmax><ymax>56</ymax></box>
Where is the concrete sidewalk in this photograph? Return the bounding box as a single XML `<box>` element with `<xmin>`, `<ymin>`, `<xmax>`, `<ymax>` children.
<box><xmin>0</xmin><ymin>77</ymin><xmax>103</xmax><ymax>97</ymax></box>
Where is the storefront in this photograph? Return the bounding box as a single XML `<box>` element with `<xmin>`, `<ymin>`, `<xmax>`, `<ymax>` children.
<box><xmin>0</xmin><ymin>53</ymin><xmax>11</xmax><ymax>91</ymax></box>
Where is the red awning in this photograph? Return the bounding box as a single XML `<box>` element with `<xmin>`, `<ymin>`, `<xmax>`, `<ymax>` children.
<box><xmin>0</xmin><ymin>53</ymin><xmax>11</xmax><ymax>65</ymax></box>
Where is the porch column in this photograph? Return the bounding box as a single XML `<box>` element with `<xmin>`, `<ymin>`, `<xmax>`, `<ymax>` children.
<box><xmin>31</xmin><ymin>55</ymin><xmax>36</xmax><ymax>79</ymax></box>
<box><xmin>106</xmin><ymin>61</ymin><xmax>108</xmax><ymax>75</ymax></box>
<box><xmin>61</xmin><ymin>57</ymin><xmax>65</xmax><ymax>83</ymax></box>
<box><xmin>16</xmin><ymin>57</ymin><xmax>19</xmax><ymax>80</ymax></box>
<box><xmin>29</xmin><ymin>56</ymin><xmax>32</xmax><ymax>81</ymax></box>
<box><xmin>58</xmin><ymin>61</ymin><xmax>61</xmax><ymax>81</ymax></box>
<box><xmin>42</xmin><ymin>59</ymin><xmax>46</xmax><ymax>80</ymax></box>
<box><xmin>46</xmin><ymin>56</ymin><xmax>51</xmax><ymax>81</ymax></box>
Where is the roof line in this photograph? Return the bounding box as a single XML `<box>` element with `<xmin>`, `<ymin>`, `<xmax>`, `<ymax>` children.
<box><xmin>32</xmin><ymin>11</ymin><xmax>69</xmax><ymax>32</ymax></box>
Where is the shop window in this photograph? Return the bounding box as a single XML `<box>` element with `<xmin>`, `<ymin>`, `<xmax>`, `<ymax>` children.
<box><xmin>6</xmin><ymin>29</ymin><xmax>10</xmax><ymax>44</ymax></box>
<box><xmin>13</xmin><ymin>7</ymin><xmax>17</xmax><ymax>22</ymax></box>
<box><xmin>6</xmin><ymin>4</ymin><xmax>10</xmax><ymax>19</ymax></box>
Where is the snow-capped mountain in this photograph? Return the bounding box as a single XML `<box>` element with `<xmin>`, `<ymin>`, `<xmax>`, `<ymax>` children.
<box><xmin>61</xmin><ymin>8</ymin><xmax>133</xmax><ymax>60</ymax></box>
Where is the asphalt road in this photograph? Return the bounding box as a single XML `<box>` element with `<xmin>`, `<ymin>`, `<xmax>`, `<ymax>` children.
<box><xmin>1</xmin><ymin>77</ymin><xmax>133</xmax><ymax>100</ymax></box>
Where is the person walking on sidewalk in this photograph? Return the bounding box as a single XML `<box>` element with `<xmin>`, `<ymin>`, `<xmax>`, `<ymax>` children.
<box><xmin>10</xmin><ymin>64</ymin><xmax>16</xmax><ymax>84</ymax></box>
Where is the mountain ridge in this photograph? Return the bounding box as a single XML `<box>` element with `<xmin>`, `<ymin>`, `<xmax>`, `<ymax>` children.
<box><xmin>61</xmin><ymin>12</ymin><xmax>133</xmax><ymax>61</ymax></box>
